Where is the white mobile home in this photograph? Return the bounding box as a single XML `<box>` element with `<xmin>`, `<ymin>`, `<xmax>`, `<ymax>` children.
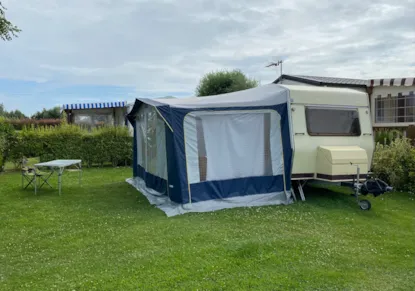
<box><xmin>369</xmin><ymin>78</ymin><xmax>415</xmax><ymax>130</ymax></box>
<box><xmin>127</xmin><ymin>84</ymin><xmax>374</xmax><ymax>216</ymax></box>
<box><xmin>62</xmin><ymin>101</ymin><xmax>128</xmax><ymax>128</ymax></box>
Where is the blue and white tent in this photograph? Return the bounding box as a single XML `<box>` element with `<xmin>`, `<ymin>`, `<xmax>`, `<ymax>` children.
<box><xmin>126</xmin><ymin>84</ymin><xmax>293</xmax><ymax>216</ymax></box>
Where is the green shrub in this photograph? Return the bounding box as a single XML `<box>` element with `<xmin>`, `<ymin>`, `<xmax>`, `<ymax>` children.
<box><xmin>0</xmin><ymin>133</ymin><xmax>5</xmax><ymax>169</ymax></box>
<box><xmin>5</xmin><ymin>124</ymin><xmax>132</xmax><ymax>169</ymax></box>
<box><xmin>374</xmin><ymin>129</ymin><xmax>403</xmax><ymax>145</ymax></box>
<box><xmin>0</xmin><ymin>117</ymin><xmax>17</xmax><ymax>171</ymax></box>
<box><xmin>372</xmin><ymin>138</ymin><xmax>415</xmax><ymax>192</ymax></box>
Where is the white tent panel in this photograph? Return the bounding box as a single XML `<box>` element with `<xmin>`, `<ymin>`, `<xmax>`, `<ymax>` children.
<box><xmin>156</xmin><ymin>116</ymin><xmax>167</xmax><ymax>179</ymax></box>
<box><xmin>135</xmin><ymin>120</ymin><xmax>143</xmax><ymax>166</ymax></box>
<box><xmin>202</xmin><ymin>113</ymin><xmax>265</xmax><ymax>181</ymax></box>
<box><xmin>270</xmin><ymin>111</ymin><xmax>284</xmax><ymax>176</ymax></box>
<box><xmin>183</xmin><ymin>115</ymin><xmax>200</xmax><ymax>184</ymax></box>
<box><xmin>184</xmin><ymin>110</ymin><xmax>283</xmax><ymax>184</ymax></box>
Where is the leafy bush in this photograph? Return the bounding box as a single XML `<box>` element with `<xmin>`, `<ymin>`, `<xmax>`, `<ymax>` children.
<box><xmin>374</xmin><ymin>129</ymin><xmax>403</xmax><ymax>145</ymax></box>
<box><xmin>0</xmin><ymin>117</ymin><xmax>17</xmax><ymax>171</ymax></box>
<box><xmin>6</xmin><ymin>124</ymin><xmax>132</xmax><ymax>169</ymax></box>
<box><xmin>372</xmin><ymin>138</ymin><xmax>415</xmax><ymax>192</ymax></box>
<box><xmin>0</xmin><ymin>131</ymin><xmax>5</xmax><ymax>169</ymax></box>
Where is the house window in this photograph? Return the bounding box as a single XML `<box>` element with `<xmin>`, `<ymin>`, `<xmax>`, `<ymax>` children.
<box><xmin>375</xmin><ymin>93</ymin><xmax>415</xmax><ymax>123</ymax></box>
<box><xmin>73</xmin><ymin>109</ymin><xmax>114</xmax><ymax>128</ymax></box>
<box><xmin>305</xmin><ymin>107</ymin><xmax>361</xmax><ymax>136</ymax></box>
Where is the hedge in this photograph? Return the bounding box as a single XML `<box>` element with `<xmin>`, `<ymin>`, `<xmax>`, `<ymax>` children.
<box><xmin>3</xmin><ymin>124</ymin><xmax>132</xmax><ymax>169</ymax></box>
<box><xmin>3</xmin><ymin>118</ymin><xmax>61</xmax><ymax>130</ymax></box>
<box><xmin>372</xmin><ymin>138</ymin><xmax>415</xmax><ymax>193</ymax></box>
<box><xmin>0</xmin><ymin>117</ymin><xmax>17</xmax><ymax>171</ymax></box>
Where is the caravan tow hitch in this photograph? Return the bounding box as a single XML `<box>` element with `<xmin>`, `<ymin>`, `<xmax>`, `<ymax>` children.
<box><xmin>343</xmin><ymin>164</ymin><xmax>393</xmax><ymax>210</ymax></box>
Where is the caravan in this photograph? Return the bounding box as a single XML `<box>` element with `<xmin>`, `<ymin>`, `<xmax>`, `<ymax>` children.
<box><xmin>287</xmin><ymin>86</ymin><xmax>375</xmax><ymax>202</ymax></box>
<box><xmin>127</xmin><ymin>84</ymin><xmax>382</xmax><ymax>216</ymax></box>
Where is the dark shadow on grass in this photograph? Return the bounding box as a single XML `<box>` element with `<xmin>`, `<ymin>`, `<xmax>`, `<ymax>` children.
<box><xmin>299</xmin><ymin>183</ymin><xmax>363</xmax><ymax>211</ymax></box>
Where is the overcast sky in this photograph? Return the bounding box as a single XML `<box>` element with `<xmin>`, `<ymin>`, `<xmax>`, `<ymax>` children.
<box><xmin>1</xmin><ymin>0</ymin><xmax>414</xmax><ymax>115</ymax></box>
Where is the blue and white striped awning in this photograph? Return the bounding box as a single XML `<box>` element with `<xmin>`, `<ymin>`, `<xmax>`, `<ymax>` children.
<box><xmin>62</xmin><ymin>101</ymin><xmax>127</xmax><ymax>110</ymax></box>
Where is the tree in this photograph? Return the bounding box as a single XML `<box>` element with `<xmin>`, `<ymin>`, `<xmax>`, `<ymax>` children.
<box><xmin>31</xmin><ymin>106</ymin><xmax>61</xmax><ymax>119</ymax></box>
<box><xmin>0</xmin><ymin>1</ymin><xmax>20</xmax><ymax>41</ymax></box>
<box><xmin>0</xmin><ymin>103</ymin><xmax>27</xmax><ymax>119</ymax></box>
<box><xmin>6</xmin><ymin>109</ymin><xmax>26</xmax><ymax>119</ymax></box>
<box><xmin>196</xmin><ymin>69</ymin><xmax>259</xmax><ymax>97</ymax></box>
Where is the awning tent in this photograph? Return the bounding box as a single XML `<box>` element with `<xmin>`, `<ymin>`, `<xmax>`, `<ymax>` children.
<box><xmin>126</xmin><ymin>84</ymin><xmax>293</xmax><ymax>216</ymax></box>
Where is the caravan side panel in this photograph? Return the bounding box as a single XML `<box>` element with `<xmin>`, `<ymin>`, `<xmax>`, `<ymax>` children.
<box><xmin>286</xmin><ymin>86</ymin><xmax>374</xmax><ymax>180</ymax></box>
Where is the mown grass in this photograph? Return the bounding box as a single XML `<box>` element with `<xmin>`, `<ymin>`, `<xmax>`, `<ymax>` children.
<box><xmin>0</xmin><ymin>168</ymin><xmax>414</xmax><ymax>290</ymax></box>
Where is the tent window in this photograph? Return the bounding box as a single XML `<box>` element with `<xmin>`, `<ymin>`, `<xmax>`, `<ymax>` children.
<box><xmin>201</xmin><ymin>113</ymin><xmax>265</xmax><ymax>181</ymax></box>
<box><xmin>147</xmin><ymin>110</ymin><xmax>158</xmax><ymax>174</ymax></box>
<box><xmin>136</xmin><ymin>112</ymin><xmax>147</xmax><ymax>168</ymax></box>
<box><xmin>184</xmin><ymin>110</ymin><xmax>284</xmax><ymax>184</ymax></box>
<box><xmin>306</xmin><ymin>107</ymin><xmax>361</xmax><ymax>136</ymax></box>
<box><xmin>135</xmin><ymin>106</ymin><xmax>167</xmax><ymax>179</ymax></box>
<box><xmin>185</xmin><ymin>111</ymin><xmax>282</xmax><ymax>184</ymax></box>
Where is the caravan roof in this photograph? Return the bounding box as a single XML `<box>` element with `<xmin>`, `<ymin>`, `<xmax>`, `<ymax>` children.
<box><xmin>281</xmin><ymin>85</ymin><xmax>369</xmax><ymax>107</ymax></box>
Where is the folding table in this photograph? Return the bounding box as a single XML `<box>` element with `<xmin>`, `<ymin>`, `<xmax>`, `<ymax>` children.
<box><xmin>34</xmin><ymin>160</ymin><xmax>82</xmax><ymax>195</ymax></box>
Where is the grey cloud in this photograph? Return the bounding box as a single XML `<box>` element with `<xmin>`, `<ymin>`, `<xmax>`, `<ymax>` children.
<box><xmin>0</xmin><ymin>0</ymin><xmax>414</xmax><ymax>95</ymax></box>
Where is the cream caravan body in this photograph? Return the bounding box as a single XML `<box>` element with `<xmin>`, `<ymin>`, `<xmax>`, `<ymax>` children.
<box><xmin>282</xmin><ymin>85</ymin><xmax>374</xmax><ymax>182</ymax></box>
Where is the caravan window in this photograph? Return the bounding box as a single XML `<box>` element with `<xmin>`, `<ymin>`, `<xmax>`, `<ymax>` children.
<box><xmin>306</xmin><ymin>107</ymin><xmax>361</xmax><ymax>136</ymax></box>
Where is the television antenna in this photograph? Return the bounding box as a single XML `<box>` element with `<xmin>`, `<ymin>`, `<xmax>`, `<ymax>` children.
<box><xmin>266</xmin><ymin>60</ymin><xmax>283</xmax><ymax>77</ymax></box>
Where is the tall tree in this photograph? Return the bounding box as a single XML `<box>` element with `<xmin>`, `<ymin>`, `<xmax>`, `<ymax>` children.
<box><xmin>0</xmin><ymin>1</ymin><xmax>20</xmax><ymax>41</ymax></box>
<box><xmin>196</xmin><ymin>69</ymin><xmax>259</xmax><ymax>97</ymax></box>
<box><xmin>7</xmin><ymin>109</ymin><xmax>26</xmax><ymax>119</ymax></box>
<box><xmin>32</xmin><ymin>106</ymin><xmax>61</xmax><ymax>119</ymax></box>
<box><xmin>0</xmin><ymin>103</ymin><xmax>27</xmax><ymax>118</ymax></box>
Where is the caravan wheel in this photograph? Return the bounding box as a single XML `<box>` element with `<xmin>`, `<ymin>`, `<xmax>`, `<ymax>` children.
<box><xmin>358</xmin><ymin>200</ymin><xmax>371</xmax><ymax>211</ymax></box>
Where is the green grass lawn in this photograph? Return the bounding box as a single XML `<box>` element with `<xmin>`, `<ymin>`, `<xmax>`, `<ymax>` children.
<box><xmin>0</xmin><ymin>168</ymin><xmax>414</xmax><ymax>290</ymax></box>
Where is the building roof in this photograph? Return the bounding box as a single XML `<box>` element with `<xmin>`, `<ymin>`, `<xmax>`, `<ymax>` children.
<box><xmin>369</xmin><ymin>77</ymin><xmax>415</xmax><ymax>87</ymax></box>
<box><xmin>62</xmin><ymin>101</ymin><xmax>127</xmax><ymax>110</ymax></box>
<box><xmin>275</xmin><ymin>74</ymin><xmax>415</xmax><ymax>88</ymax></box>
<box><xmin>274</xmin><ymin>74</ymin><xmax>368</xmax><ymax>88</ymax></box>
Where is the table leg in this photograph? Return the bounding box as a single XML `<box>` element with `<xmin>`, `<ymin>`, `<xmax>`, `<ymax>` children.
<box><xmin>34</xmin><ymin>168</ymin><xmax>37</xmax><ymax>195</ymax></box>
<box><xmin>58</xmin><ymin>168</ymin><xmax>63</xmax><ymax>195</ymax></box>
<box><xmin>78</xmin><ymin>162</ymin><xmax>82</xmax><ymax>186</ymax></box>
